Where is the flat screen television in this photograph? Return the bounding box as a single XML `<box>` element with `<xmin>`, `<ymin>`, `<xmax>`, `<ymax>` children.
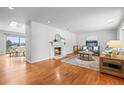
<box><xmin>86</xmin><ymin>40</ymin><xmax>98</xmax><ymax>46</ymax></box>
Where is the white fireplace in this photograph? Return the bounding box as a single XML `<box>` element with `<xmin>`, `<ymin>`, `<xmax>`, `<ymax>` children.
<box><xmin>50</xmin><ymin>42</ymin><xmax>65</xmax><ymax>59</ymax></box>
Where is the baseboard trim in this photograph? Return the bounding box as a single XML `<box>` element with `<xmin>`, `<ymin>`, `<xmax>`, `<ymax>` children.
<box><xmin>31</xmin><ymin>57</ymin><xmax>50</xmax><ymax>63</ymax></box>
<box><xmin>26</xmin><ymin>53</ymin><xmax>73</xmax><ymax>63</ymax></box>
<box><xmin>25</xmin><ymin>59</ymin><xmax>31</xmax><ymax>63</ymax></box>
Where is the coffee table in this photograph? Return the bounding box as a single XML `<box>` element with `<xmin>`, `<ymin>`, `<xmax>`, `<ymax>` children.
<box><xmin>79</xmin><ymin>51</ymin><xmax>93</xmax><ymax>61</ymax></box>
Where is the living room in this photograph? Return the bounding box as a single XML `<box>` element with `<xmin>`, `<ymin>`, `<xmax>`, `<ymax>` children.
<box><xmin>0</xmin><ymin>7</ymin><xmax>124</xmax><ymax>85</ymax></box>
<box><xmin>25</xmin><ymin>7</ymin><xmax>124</xmax><ymax>62</ymax></box>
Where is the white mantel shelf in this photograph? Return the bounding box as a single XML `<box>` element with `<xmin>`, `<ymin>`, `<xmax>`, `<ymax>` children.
<box><xmin>50</xmin><ymin>41</ymin><xmax>65</xmax><ymax>46</ymax></box>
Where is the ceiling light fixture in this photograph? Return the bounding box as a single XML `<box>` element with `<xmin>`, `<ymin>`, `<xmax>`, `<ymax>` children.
<box><xmin>47</xmin><ymin>20</ymin><xmax>51</xmax><ymax>24</ymax></box>
<box><xmin>9</xmin><ymin>21</ymin><xmax>18</xmax><ymax>27</ymax></box>
<box><xmin>8</xmin><ymin>7</ymin><xmax>15</xmax><ymax>10</ymax></box>
<box><xmin>108</xmin><ymin>19</ymin><xmax>113</xmax><ymax>23</ymax></box>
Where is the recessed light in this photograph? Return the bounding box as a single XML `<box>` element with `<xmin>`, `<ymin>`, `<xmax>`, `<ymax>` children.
<box><xmin>108</xmin><ymin>19</ymin><xmax>113</xmax><ymax>23</ymax></box>
<box><xmin>47</xmin><ymin>20</ymin><xmax>51</xmax><ymax>23</ymax></box>
<box><xmin>8</xmin><ymin>7</ymin><xmax>15</xmax><ymax>10</ymax></box>
<box><xmin>9</xmin><ymin>21</ymin><xmax>18</xmax><ymax>27</ymax></box>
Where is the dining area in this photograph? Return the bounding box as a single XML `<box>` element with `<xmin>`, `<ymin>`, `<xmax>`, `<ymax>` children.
<box><xmin>8</xmin><ymin>46</ymin><xmax>26</xmax><ymax>57</ymax></box>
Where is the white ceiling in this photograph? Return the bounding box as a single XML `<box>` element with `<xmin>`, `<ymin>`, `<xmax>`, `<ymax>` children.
<box><xmin>0</xmin><ymin>7</ymin><xmax>124</xmax><ymax>33</ymax></box>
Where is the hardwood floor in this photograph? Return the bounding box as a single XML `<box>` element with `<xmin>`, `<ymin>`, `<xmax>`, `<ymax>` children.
<box><xmin>0</xmin><ymin>54</ymin><xmax>124</xmax><ymax>85</ymax></box>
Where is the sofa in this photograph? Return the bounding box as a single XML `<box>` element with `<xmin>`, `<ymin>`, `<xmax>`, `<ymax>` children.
<box><xmin>81</xmin><ymin>45</ymin><xmax>100</xmax><ymax>56</ymax></box>
<box><xmin>73</xmin><ymin>45</ymin><xmax>100</xmax><ymax>56</ymax></box>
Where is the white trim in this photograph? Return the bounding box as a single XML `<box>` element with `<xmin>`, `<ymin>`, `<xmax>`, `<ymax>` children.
<box><xmin>31</xmin><ymin>57</ymin><xmax>49</xmax><ymax>63</ymax></box>
<box><xmin>25</xmin><ymin>59</ymin><xmax>31</xmax><ymax>63</ymax></box>
<box><xmin>26</xmin><ymin>53</ymin><xmax>73</xmax><ymax>63</ymax></box>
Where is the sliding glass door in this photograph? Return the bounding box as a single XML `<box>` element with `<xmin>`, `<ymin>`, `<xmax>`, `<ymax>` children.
<box><xmin>6</xmin><ymin>36</ymin><xmax>26</xmax><ymax>53</ymax></box>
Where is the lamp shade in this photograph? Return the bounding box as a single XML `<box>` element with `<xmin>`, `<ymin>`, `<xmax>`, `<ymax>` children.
<box><xmin>109</xmin><ymin>40</ymin><xmax>122</xmax><ymax>48</ymax></box>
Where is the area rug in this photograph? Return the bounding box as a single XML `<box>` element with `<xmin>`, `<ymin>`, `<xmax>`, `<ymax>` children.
<box><xmin>62</xmin><ymin>56</ymin><xmax>99</xmax><ymax>71</ymax></box>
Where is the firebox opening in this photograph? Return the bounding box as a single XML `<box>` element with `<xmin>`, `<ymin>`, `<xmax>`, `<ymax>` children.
<box><xmin>54</xmin><ymin>47</ymin><xmax>61</xmax><ymax>56</ymax></box>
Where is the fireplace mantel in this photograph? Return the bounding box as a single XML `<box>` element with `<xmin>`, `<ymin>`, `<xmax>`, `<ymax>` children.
<box><xmin>49</xmin><ymin>41</ymin><xmax>66</xmax><ymax>59</ymax></box>
<box><xmin>50</xmin><ymin>41</ymin><xmax>65</xmax><ymax>46</ymax></box>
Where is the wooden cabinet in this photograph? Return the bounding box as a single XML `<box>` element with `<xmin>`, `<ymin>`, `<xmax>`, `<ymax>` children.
<box><xmin>73</xmin><ymin>45</ymin><xmax>81</xmax><ymax>54</ymax></box>
<box><xmin>100</xmin><ymin>55</ymin><xmax>124</xmax><ymax>78</ymax></box>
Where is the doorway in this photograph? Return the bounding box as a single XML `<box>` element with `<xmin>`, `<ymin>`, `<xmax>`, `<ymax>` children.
<box><xmin>6</xmin><ymin>36</ymin><xmax>26</xmax><ymax>57</ymax></box>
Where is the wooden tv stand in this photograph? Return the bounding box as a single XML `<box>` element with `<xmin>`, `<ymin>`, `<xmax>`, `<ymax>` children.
<box><xmin>99</xmin><ymin>55</ymin><xmax>124</xmax><ymax>78</ymax></box>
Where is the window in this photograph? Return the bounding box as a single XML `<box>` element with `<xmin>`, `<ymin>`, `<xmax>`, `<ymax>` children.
<box><xmin>6</xmin><ymin>36</ymin><xmax>26</xmax><ymax>52</ymax></box>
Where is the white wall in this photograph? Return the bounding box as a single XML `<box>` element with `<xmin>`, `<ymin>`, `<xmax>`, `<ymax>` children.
<box><xmin>77</xmin><ymin>30</ymin><xmax>117</xmax><ymax>52</ymax></box>
<box><xmin>26</xmin><ymin>21</ymin><xmax>77</xmax><ymax>63</ymax></box>
<box><xmin>25</xmin><ymin>21</ymin><xmax>32</xmax><ymax>61</ymax></box>
<box><xmin>120</xmin><ymin>30</ymin><xmax>124</xmax><ymax>49</ymax></box>
<box><xmin>118</xmin><ymin>26</ymin><xmax>124</xmax><ymax>49</ymax></box>
<box><xmin>117</xmin><ymin>19</ymin><xmax>124</xmax><ymax>49</ymax></box>
<box><xmin>0</xmin><ymin>32</ymin><xmax>6</xmax><ymax>54</ymax></box>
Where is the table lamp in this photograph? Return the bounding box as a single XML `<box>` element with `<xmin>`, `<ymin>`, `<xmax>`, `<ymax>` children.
<box><xmin>109</xmin><ymin>40</ymin><xmax>122</xmax><ymax>57</ymax></box>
